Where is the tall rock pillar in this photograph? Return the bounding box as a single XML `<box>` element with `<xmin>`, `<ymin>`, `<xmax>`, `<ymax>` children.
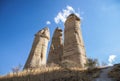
<box><xmin>24</xmin><ymin>27</ymin><xmax>50</xmax><ymax>69</ymax></box>
<box><xmin>47</xmin><ymin>27</ymin><xmax>63</xmax><ymax>64</ymax></box>
<box><xmin>63</xmin><ymin>14</ymin><xmax>87</xmax><ymax>67</ymax></box>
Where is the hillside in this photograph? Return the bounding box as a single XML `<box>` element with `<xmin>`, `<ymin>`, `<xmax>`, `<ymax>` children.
<box><xmin>108</xmin><ymin>63</ymin><xmax>120</xmax><ymax>81</ymax></box>
<box><xmin>0</xmin><ymin>66</ymin><xmax>100</xmax><ymax>81</ymax></box>
<box><xmin>0</xmin><ymin>64</ymin><xmax>120</xmax><ymax>81</ymax></box>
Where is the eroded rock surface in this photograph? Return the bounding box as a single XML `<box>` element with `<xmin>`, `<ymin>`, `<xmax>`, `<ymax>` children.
<box><xmin>63</xmin><ymin>14</ymin><xmax>87</xmax><ymax>68</ymax></box>
<box><xmin>24</xmin><ymin>27</ymin><xmax>50</xmax><ymax>69</ymax></box>
<box><xmin>47</xmin><ymin>27</ymin><xmax>63</xmax><ymax>64</ymax></box>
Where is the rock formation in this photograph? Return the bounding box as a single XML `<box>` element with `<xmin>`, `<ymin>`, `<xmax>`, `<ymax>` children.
<box><xmin>47</xmin><ymin>27</ymin><xmax>63</xmax><ymax>64</ymax></box>
<box><xmin>62</xmin><ymin>14</ymin><xmax>87</xmax><ymax>67</ymax></box>
<box><xmin>24</xmin><ymin>14</ymin><xmax>87</xmax><ymax>68</ymax></box>
<box><xmin>24</xmin><ymin>27</ymin><xmax>50</xmax><ymax>69</ymax></box>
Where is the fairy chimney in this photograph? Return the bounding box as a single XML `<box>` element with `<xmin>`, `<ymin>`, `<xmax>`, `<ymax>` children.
<box><xmin>47</xmin><ymin>27</ymin><xmax>63</xmax><ymax>64</ymax></box>
<box><xmin>24</xmin><ymin>27</ymin><xmax>50</xmax><ymax>69</ymax></box>
<box><xmin>63</xmin><ymin>14</ymin><xmax>87</xmax><ymax>67</ymax></box>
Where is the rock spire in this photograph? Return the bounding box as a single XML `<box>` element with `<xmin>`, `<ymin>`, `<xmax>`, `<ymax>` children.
<box><xmin>24</xmin><ymin>27</ymin><xmax>50</xmax><ymax>69</ymax></box>
<box><xmin>47</xmin><ymin>27</ymin><xmax>63</xmax><ymax>64</ymax></box>
<box><xmin>62</xmin><ymin>14</ymin><xmax>87</xmax><ymax>67</ymax></box>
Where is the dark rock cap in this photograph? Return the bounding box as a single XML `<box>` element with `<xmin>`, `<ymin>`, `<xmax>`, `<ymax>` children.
<box><xmin>67</xmin><ymin>13</ymin><xmax>80</xmax><ymax>21</ymax></box>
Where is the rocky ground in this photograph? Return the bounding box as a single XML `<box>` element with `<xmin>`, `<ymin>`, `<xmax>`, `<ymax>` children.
<box><xmin>94</xmin><ymin>66</ymin><xmax>115</xmax><ymax>81</ymax></box>
<box><xmin>108</xmin><ymin>64</ymin><xmax>120</xmax><ymax>81</ymax></box>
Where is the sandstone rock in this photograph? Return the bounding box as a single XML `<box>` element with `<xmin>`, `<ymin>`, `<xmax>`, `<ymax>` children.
<box><xmin>47</xmin><ymin>27</ymin><xmax>63</xmax><ymax>64</ymax></box>
<box><xmin>62</xmin><ymin>14</ymin><xmax>87</xmax><ymax>68</ymax></box>
<box><xmin>24</xmin><ymin>27</ymin><xmax>50</xmax><ymax>69</ymax></box>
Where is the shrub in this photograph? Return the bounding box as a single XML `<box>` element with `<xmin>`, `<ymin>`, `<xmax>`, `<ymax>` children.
<box><xmin>12</xmin><ymin>64</ymin><xmax>22</xmax><ymax>73</ymax></box>
<box><xmin>84</xmin><ymin>58</ymin><xmax>99</xmax><ymax>69</ymax></box>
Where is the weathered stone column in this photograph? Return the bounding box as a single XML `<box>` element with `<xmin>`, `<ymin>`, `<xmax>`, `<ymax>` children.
<box><xmin>24</xmin><ymin>27</ymin><xmax>50</xmax><ymax>69</ymax></box>
<box><xmin>47</xmin><ymin>27</ymin><xmax>63</xmax><ymax>64</ymax></box>
<box><xmin>63</xmin><ymin>14</ymin><xmax>87</xmax><ymax>68</ymax></box>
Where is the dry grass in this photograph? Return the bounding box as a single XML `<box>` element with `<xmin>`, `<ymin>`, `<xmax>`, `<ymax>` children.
<box><xmin>0</xmin><ymin>66</ymin><xmax>101</xmax><ymax>81</ymax></box>
<box><xmin>0</xmin><ymin>60</ymin><xmax>104</xmax><ymax>81</ymax></box>
<box><xmin>0</xmin><ymin>66</ymin><xmax>61</xmax><ymax>78</ymax></box>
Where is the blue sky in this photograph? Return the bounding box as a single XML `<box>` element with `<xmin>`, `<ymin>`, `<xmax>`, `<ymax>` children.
<box><xmin>0</xmin><ymin>0</ymin><xmax>120</xmax><ymax>75</ymax></box>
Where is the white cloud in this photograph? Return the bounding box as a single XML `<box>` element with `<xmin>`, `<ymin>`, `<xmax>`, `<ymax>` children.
<box><xmin>108</xmin><ymin>54</ymin><xmax>116</xmax><ymax>66</ymax></box>
<box><xmin>67</xmin><ymin>5</ymin><xmax>74</xmax><ymax>11</ymax></box>
<box><xmin>46</xmin><ymin>21</ymin><xmax>51</xmax><ymax>25</ymax></box>
<box><xmin>54</xmin><ymin>5</ymin><xmax>81</xmax><ymax>24</ymax></box>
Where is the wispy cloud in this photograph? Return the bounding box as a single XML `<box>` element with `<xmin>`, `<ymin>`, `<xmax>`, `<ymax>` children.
<box><xmin>46</xmin><ymin>21</ymin><xmax>51</xmax><ymax>25</ymax></box>
<box><xmin>108</xmin><ymin>54</ymin><xmax>116</xmax><ymax>66</ymax></box>
<box><xmin>54</xmin><ymin>5</ymin><xmax>81</xmax><ymax>24</ymax></box>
